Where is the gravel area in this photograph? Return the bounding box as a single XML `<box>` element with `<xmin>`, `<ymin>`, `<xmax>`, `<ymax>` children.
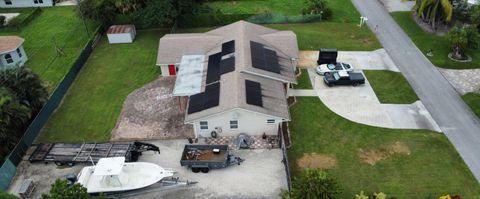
<box><xmin>438</xmin><ymin>68</ymin><xmax>480</xmax><ymax>95</ymax></box>
<box><xmin>111</xmin><ymin>77</ymin><xmax>194</xmax><ymax>140</ymax></box>
<box><xmin>8</xmin><ymin>140</ymin><xmax>287</xmax><ymax>199</ymax></box>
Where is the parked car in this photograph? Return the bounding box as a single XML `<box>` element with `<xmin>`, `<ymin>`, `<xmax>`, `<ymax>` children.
<box><xmin>324</xmin><ymin>71</ymin><xmax>365</xmax><ymax>87</ymax></box>
<box><xmin>315</xmin><ymin>62</ymin><xmax>353</xmax><ymax>75</ymax></box>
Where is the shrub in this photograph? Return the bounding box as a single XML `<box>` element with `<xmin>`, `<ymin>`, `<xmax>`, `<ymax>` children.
<box><xmin>291</xmin><ymin>169</ymin><xmax>341</xmax><ymax>199</ymax></box>
<box><xmin>355</xmin><ymin>191</ymin><xmax>369</xmax><ymax>199</ymax></box>
<box><xmin>301</xmin><ymin>0</ymin><xmax>332</xmax><ymax>20</ymax></box>
<box><xmin>0</xmin><ymin>16</ymin><xmax>6</xmax><ymax>28</ymax></box>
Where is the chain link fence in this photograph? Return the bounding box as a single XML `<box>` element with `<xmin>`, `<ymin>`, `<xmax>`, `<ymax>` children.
<box><xmin>247</xmin><ymin>13</ymin><xmax>322</xmax><ymax>24</ymax></box>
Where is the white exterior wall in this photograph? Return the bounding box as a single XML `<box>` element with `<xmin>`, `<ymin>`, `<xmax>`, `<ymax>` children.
<box><xmin>0</xmin><ymin>45</ymin><xmax>28</xmax><ymax>70</ymax></box>
<box><xmin>191</xmin><ymin>108</ymin><xmax>284</xmax><ymax>138</ymax></box>
<box><xmin>107</xmin><ymin>32</ymin><xmax>134</xmax><ymax>44</ymax></box>
<box><xmin>159</xmin><ymin>64</ymin><xmax>179</xmax><ymax>76</ymax></box>
<box><xmin>0</xmin><ymin>0</ymin><xmax>53</xmax><ymax>8</ymax></box>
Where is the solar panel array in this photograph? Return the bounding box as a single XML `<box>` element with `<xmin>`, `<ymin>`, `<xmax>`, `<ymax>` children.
<box><xmin>250</xmin><ymin>41</ymin><xmax>280</xmax><ymax>74</ymax></box>
<box><xmin>222</xmin><ymin>40</ymin><xmax>235</xmax><ymax>55</ymax></box>
<box><xmin>188</xmin><ymin>82</ymin><xmax>221</xmax><ymax>114</ymax></box>
<box><xmin>245</xmin><ymin>80</ymin><xmax>263</xmax><ymax>107</ymax></box>
<box><xmin>206</xmin><ymin>41</ymin><xmax>236</xmax><ymax>84</ymax></box>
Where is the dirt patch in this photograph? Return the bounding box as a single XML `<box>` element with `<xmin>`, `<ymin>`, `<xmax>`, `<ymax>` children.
<box><xmin>297</xmin><ymin>153</ymin><xmax>337</xmax><ymax>169</ymax></box>
<box><xmin>111</xmin><ymin>77</ymin><xmax>194</xmax><ymax>140</ymax></box>
<box><xmin>298</xmin><ymin>51</ymin><xmax>318</xmax><ymax>68</ymax></box>
<box><xmin>358</xmin><ymin>141</ymin><xmax>411</xmax><ymax>165</ymax></box>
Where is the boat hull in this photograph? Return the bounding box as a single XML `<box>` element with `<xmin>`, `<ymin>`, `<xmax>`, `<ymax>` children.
<box><xmin>77</xmin><ymin>162</ymin><xmax>174</xmax><ymax>193</ymax></box>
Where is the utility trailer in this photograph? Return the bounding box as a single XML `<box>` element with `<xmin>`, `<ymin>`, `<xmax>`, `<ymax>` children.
<box><xmin>29</xmin><ymin>142</ymin><xmax>159</xmax><ymax>166</ymax></box>
<box><xmin>180</xmin><ymin>144</ymin><xmax>244</xmax><ymax>173</ymax></box>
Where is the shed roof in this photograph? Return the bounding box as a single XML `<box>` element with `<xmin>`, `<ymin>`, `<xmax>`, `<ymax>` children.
<box><xmin>107</xmin><ymin>25</ymin><xmax>134</xmax><ymax>34</ymax></box>
<box><xmin>0</xmin><ymin>36</ymin><xmax>25</xmax><ymax>54</ymax></box>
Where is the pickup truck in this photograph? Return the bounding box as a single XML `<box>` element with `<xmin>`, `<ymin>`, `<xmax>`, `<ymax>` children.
<box><xmin>323</xmin><ymin>71</ymin><xmax>365</xmax><ymax>87</ymax></box>
<box><xmin>180</xmin><ymin>144</ymin><xmax>244</xmax><ymax>173</ymax></box>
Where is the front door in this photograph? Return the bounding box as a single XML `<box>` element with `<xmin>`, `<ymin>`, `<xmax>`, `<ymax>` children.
<box><xmin>168</xmin><ymin>64</ymin><xmax>176</xmax><ymax>76</ymax></box>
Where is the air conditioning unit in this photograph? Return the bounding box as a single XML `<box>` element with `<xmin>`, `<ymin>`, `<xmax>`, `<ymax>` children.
<box><xmin>211</xmin><ymin>127</ymin><xmax>223</xmax><ymax>138</ymax></box>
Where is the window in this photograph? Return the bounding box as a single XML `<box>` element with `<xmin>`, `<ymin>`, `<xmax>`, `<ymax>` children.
<box><xmin>17</xmin><ymin>48</ymin><xmax>22</xmax><ymax>58</ymax></box>
<box><xmin>267</xmin><ymin>119</ymin><xmax>275</xmax><ymax>124</ymax></box>
<box><xmin>4</xmin><ymin>0</ymin><xmax>12</xmax><ymax>5</ymax></box>
<box><xmin>5</xmin><ymin>54</ymin><xmax>13</xmax><ymax>64</ymax></box>
<box><xmin>229</xmin><ymin>120</ymin><xmax>238</xmax><ymax>129</ymax></box>
<box><xmin>33</xmin><ymin>0</ymin><xmax>43</xmax><ymax>4</ymax></box>
<box><xmin>199</xmin><ymin>121</ymin><xmax>208</xmax><ymax>130</ymax></box>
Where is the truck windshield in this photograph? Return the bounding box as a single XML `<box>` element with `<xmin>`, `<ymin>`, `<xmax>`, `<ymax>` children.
<box><xmin>333</xmin><ymin>73</ymin><xmax>340</xmax><ymax>80</ymax></box>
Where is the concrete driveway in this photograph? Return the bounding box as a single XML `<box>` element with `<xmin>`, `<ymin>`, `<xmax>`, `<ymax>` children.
<box><xmin>296</xmin><ymin>50</ymin><xmax>440</xmax><ymax>131</ymax></box>
<box><xmin>8</xmin><ymin>140</ymin><xmax>286</xmax><ymax>199</ymax></box>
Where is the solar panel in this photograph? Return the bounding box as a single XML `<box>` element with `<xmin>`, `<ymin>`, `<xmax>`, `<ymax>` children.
<box><xmin>220</xmin><ymin>56</ymin><xmax>235</xmax><ymax>74</ymax></box>
<box><xmin>245</xmin><ymin>80</ymin><xmax>263</xmax><ymax>107</ymax></box>
<box><xmin>222</xmin><ymin>40</ymin><xmax>235</xmax><ymax>55</ymax></box>
<box><xmin>187</xmin><ymin>82</ymin><xmax>220</xmax><ymax>114</ymax></box>
<box><xmin>250</xmin><ymin>41</ymin><xmax>281</xmax><ymax>74</ymax></box>
<box><xmin>206</xmin><ymin>53</ymin><xmax>222</xmax><ymax>84</ymax></box>
<box><xmin>203</xmin><ymin>83</ymin><xmax>220</xmax><ymax>109</ymax></box>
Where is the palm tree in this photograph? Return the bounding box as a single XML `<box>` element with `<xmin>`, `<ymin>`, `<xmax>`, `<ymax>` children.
<box><xmin>0</xmin><ymin>87</ymin><xmax>31</xmax><ymax>159</ymax></box>
<box><xmin>0</xmin><ymin>66</ymin><xmax>48</xmax><ymax>114</ymax></box>
<box><xmin>415</xmin><ymin>0</ymin><xmax>453</xmax><ymax>29</ymax></box>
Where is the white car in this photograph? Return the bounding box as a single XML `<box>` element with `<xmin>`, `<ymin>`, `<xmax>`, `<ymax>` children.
<box><xmin>315</xmin><ymin>62</ymin><xmax>353</xmax><ymax>75</ymax></box>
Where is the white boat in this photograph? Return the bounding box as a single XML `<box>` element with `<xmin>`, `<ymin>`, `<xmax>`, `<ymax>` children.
<box><xmin>77</xmin><ymin>157</ymin><xmax>175</xmax><ymax>194</ymax></box>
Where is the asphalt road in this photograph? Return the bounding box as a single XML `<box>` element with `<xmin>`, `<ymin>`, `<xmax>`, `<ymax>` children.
<box><xmin>351</xmin><ymin>0</ymin><xmax>480</xmax><ymax>182</ymax></box>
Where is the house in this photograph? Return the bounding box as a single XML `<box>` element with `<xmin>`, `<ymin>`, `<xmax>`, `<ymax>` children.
<box><xmin>156</xmin><ymin>21</ymin><xmax>299</xmax><ymax>138</ymax></box>
<box><xmin>0</xmin><ymin>0</ymin><xmax>54</xmax><ymax>8</ymax></box>
<box><xmin>0</xmin><ymin>36</ymin><xmax>28</xmax><ymax>69</ymax></box>
<box><xmin>107</xmin><ymin>25</ymin><xmax>136</xmax><ymax>44</ymax></box>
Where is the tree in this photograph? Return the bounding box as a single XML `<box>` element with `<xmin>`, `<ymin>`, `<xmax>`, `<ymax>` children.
<box><xmin>448</xmin><ymin>26</ymin><xmax>468</xmax><ymax>59</ymax></box>
<box><xmin>42</xmin><ymin>179</ymin><xmax>105</xmax><ymax>199</ymax></box>
<box><xmin>1</xmin><ymin>66</ymin><xmax>48</xmax><ymax>114</ymax></box>
<box><xmin>133</xmin><ymin>0</ymin><xmax>199</xmax><ymax>28</ymax></box>
<box><xmin>291</xmin><ymin>169</ymin><xmax>341</xmax><ymax>199</ymax></box>
<box><xmin>0</xmin><ymin>87</ymin><xmax>31</xmax><ymax>159</ymax></box>
<box><xmin>0</xmin><ymin>191</ymin><xmax>18</xmax><ymax>199</ymax></box>
<box><xmin>414</xmin><ymin>0</ymin><xmax>453</xmax><ymax>29</ymax></box>
<box><xmin>77</xmin><ymin>0</ymin><xmax>117</xmax><ymax>23</ymax></box>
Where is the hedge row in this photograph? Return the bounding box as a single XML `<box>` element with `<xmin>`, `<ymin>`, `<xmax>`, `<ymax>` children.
<box><xmin>6</xmin><ymin>8</ymin><xmax>42</xmax><ymax>31</ymax></box>
<box><xmin>113</xmin><ymin>13</ymin><xmax>254</xmax><ymax>29</ymax></box>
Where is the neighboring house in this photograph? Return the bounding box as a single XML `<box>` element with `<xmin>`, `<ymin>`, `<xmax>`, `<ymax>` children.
<box><xmin>0</xmin><ymin>36</ymin><xmax>28</xmax><ymax>69</ymax></box>
<box><xmin>0</xmin><ymin>0</ymin><xmax>53</xmax><ymax>8</ymax></box>
<box><xmin>157</xmin><ymin>21</ymin><xmax>299</xmax><ymax>138</ymax></box>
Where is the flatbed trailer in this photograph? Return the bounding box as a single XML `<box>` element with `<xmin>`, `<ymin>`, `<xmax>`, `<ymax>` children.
<box><xmin>29</xmin><ymin>142</ymin><xmax>159</xmax><ymax>166</ymax></box>
<box><xmin>180</xmin><ymin>144</ymin><xmax>244</xmax><ymax>173</ymax></box>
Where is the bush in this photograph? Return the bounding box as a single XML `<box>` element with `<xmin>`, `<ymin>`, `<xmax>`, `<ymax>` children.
<box><xmin>291</xmin><ymin>169</ymin><xmax>341</xmax><ymax>199</ymax></box>
<box><xmin>0</xmin><ymin>191</ymin><xmax>18</xmax><ymax>199</ymax></box>
<box><xmin>7</xmin><ymin>8</ymin><xmax>42</xmax><ymax>31</ymax></box>
<box><xmin>0</xmin><ymin>16</ymin><xmax>6</xmax><ymax>28</ymax></box>
<box><xmin>301</xmin><ymin>0</ymin><xmax>332</xmax><ymax>20</ymax></box>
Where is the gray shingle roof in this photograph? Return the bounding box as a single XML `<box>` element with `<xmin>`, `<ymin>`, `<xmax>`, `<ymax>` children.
<box><xmin>156</xmin><ymin>21</ymin><xmax>298</xmax><ymax>122</ymax></box>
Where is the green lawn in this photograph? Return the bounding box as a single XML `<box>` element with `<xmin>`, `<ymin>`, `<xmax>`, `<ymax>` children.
<box><xmin>294</xmin><ymin>68</ymin><xmax>312</xmax><ymax>89</ymax></box>
<box><xmin>289</xmin><ymin>97</ymin><xmax>480</xmax><ymax>198</ymax></box>
<box><xmin>206</xmin><ymin>0</ymin><xmax>360</xmax><ymax>23</ymax></box>
<box><xmin>267</xmin><ymin>22</ymin><xmax>381</xmax><ymax>51</ymax></box>
<box><xmin>391</xmin><ymin>12</ymin><xmax>480</xmax><ymax>69</ymax></box>
<box><xmin>37</xmin><ymin>30</ymin><xmax>166</xmax><ymax>142</ymax></box>
<box><xmin>0</xmin><ymin>6</ymin><xmax>99</xmax><ymax>92</ymax></box>
<box><xmin>364</xmin><ymin>70</ymin><xmax>419</xmax><ymax>104</ymax></box>
<box><xmin>463</xmin><ymin>92</ymin><xmax>480</xmax><ymax>118</ymax></box>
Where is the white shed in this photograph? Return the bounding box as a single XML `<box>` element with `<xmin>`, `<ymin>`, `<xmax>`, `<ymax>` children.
<box><xmin>106</xmin><ymin>25</ymin><xmax>136</xmax><ymax>44</ymax></box>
